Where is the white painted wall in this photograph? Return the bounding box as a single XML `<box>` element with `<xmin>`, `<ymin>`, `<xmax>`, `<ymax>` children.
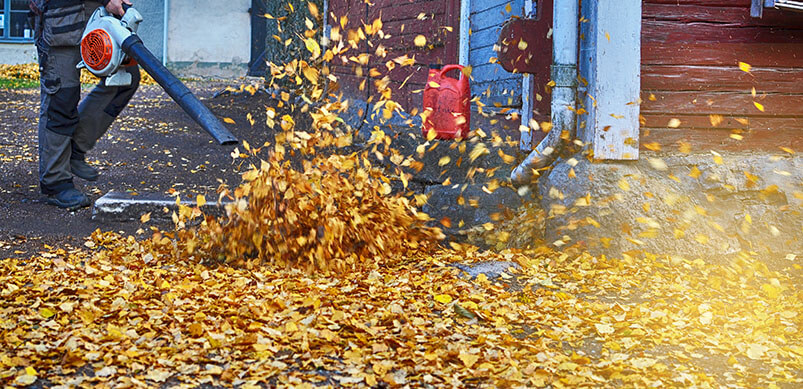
<box><xmin>167</xmin><ymin>0</ymin><xmax>250</xmax><ymax>66</ymax></box>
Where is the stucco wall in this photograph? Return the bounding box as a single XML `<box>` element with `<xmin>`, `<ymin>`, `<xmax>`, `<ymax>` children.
<box><xmin>536</xmin><ymin>151</ymin><xmax>803</xmax><ymax>265</ymax></box>
<box><xmin>166</xmin><ymin>0</ymin><xmax>250</xmax><ymax>76</ymax></box>
<box><xmin>133</xmin><ymin>0</ymin><xmax>165</xmax><ymax>62</ymax></box>
<box><xmin>0</xmin><ymin>43</ymin><xmax>36</xmax><ymax>64</ymax></box>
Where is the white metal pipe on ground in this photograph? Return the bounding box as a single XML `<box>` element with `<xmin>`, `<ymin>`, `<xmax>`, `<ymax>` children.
<box><xmin>511</xmin><ymin>0</ymin><xmax>579</xmax><ymax>186</ymax></box>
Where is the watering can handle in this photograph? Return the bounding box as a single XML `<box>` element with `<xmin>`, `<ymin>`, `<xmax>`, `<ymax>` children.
<box><xmin>440</xmin><ymin>64</ymin><xmax>465</xmax><ymax>79</ymax></box>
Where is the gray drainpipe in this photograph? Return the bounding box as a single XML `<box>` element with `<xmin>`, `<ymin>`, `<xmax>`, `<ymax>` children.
<box><xmin>510</xmin><ymin>0</ymin><xmax>579</xmax><ymax>186</ymax></box>
<box><xmin>162</xmin><ymin>0</ymin><xmax>169</xmax><ymax>66</ymax></box>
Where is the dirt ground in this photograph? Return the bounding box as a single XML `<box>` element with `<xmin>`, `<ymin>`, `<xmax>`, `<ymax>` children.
<box><xmin>0</xmin><ymin>81</ymin><xmax>281</xmax><ymax>258</ymax></box>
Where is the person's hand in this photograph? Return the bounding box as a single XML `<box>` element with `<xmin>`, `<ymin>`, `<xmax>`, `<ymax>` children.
<box><xmin>105</xmin><ymin>0</ymin><xmax>133</xmax><ymax>17</ymax></box>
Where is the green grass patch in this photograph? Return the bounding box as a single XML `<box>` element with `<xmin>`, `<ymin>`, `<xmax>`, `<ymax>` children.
<box><xmin>0</xmin><ymin>78</ymin><xmax>39</xmax><ymax>90</ymax></box>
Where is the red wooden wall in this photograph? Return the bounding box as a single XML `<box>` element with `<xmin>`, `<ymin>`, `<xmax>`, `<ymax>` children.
<box><xmin>327</xmin><ymin>0</ymin><xmax>460</xmax><ymax>113</ymax></box>
<box><xmin>640</xmin><ymin>0</ymin><xmax>803</xmax><ymax>151</ymax></box>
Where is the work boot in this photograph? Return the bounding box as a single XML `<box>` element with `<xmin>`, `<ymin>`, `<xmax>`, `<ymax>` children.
<box><xmin>46</xmin><ymin>188</ymin><xmax>91</xmax><ymax>210</ymax></box>
<box><xmin>70</xmin><ymin>159</ymin><xmax>100</xmax><ymax>181</ymax></box>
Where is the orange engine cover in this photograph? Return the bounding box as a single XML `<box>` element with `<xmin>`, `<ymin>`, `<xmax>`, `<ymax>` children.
<box><xmin>422</xmin><ymin>65</ymin><xmax>471</xmax><ymax>140</ymax></box>
<box><xmin>81</xmin><ymin>29</ymin><xmax>114</xmax><ymax>71</ymax></box>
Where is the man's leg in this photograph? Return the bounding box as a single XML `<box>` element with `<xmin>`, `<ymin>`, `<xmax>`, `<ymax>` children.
<box><xmin>37</xmin><ymin>44</ymin><xmax>90</xmax><ymax>209</ymax></box>
<box><xmin>70</xmin><ymin>66</ymin><xmax>141</xmax><ymax>180</ymax></box>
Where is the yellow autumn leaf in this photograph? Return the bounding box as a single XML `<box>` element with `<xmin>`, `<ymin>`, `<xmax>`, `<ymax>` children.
<box><xmin>426</xmin><ymin>128</ymin><xmax>438</xmax><ymax>141</ymax></box>
<box><xmin>738</xmin><ymin>61</ymin><xmax>751</xmax><ymax>73</ymax></box>
<box><xmin>459</xmin><ymin>352</ymin><xmax>479</xmax><ymax>368</ymax></box>
<box><xmin>434</xmin><ymin>294</ymin><xmax>453</xmax><ymax>304</ymax></box>
<box><xmin>140</xmin><ymin>212</ymin><xmax>151</xmax><ymax>223</ymax></box>
<box><xmin>304</xmin><ymin>37</ymin><xmax>321</xmax><ymax>58</ymax></box>
<box><xmin>761</xmin><ymin>283</ymin><xmax>781</xmax><ymax>299</ymax></box>
<box><xmin>746</xmin><ymin>343</ymin><xmax>768</xmax><ymax>360</ymax></box>
<box><xmin>414</xmin><ymin>35</ymin><xmax>427</xmax><ymax>47</ymax></box>
<box><xmin>595</xmin><ymin>323</ymin><xmax>614</xmax><ymax>335</ymax></box>
<box><xmin>196</xmin><ymin>195</ymin><xmax>206</xmax><ymax>207</ymax></box>
<box><xmin>223</xmin><ymin>117</ymin><xmax>236</xmax><ymax>124</ymax></box>
<box><xmin>39</xmin><ymin>308</ymin><xmax>55</xmax><ymax>319</ymax></box>
<box><xmin>709</xmin><ymin>114</ymin><xmax>724</xmax><ymax>127</ymax></box>
<box><xmin>753</xmin><ymin>101</ymin><xmax>765</xmax><ymax>112</ymax></box>
<box><xmin>15</xmin><ymin>375</ymin><xmax>36</xmax><ymax>386</ymax></box>
<box><xmin>438</xmin><ymin>156</ymin><xmax>451</xmax><ymax>166</ymax></box>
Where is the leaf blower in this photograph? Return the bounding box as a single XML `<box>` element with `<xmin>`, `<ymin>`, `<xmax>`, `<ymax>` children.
<box><xmin>77</xmin><ymin>5</ymin><xmax>238</xmax><ymax>145</ymax></box>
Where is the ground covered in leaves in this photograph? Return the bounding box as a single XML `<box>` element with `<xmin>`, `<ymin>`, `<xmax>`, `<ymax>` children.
<box><xmin>1</xmin><ymin>232</ymin><xmax>800</xmax><ymax>388</ymax></box>
<box><xmin>2</xmin><ymin>4</ymin><xmax>801</xmax><ymax>388</ymax></box>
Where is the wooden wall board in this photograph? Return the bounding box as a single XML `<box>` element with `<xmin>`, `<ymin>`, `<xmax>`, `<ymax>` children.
<box><xmin>640</xmin><ymin>127</ymin><xmax>803</xmax><ymax>151</ymax></box>
<box><xmin>643</xmin><ymin>3</ymin><xmax>803</xmax><ymax>26</ymax></box>
<box><xmin>642</xmin><ymin>65</ymin><xmax>803</xmax><ymax>93</ymax></box>
<box><xmin>640</xmin><ymin>0</ymin><xmax>803</xmax><ymax>152</ymax></box>
<box><xmin>642</xmin><ymin>21</ymin><xmax>803</xmax><ymax>44</ymax></box>
<box><xmin>642</xmin><ymin>43</ymin><xmax>803</xmax><ymax>67</ymax></box>
<box><xmin>642</xmin><ymin>114</ymin><xmax>803</xmax><ymax>131</ymax></box>
<box><xmin>642</xmin><ymin>91</ymin><xmax>803</xmax><ymax>116</ymax></box>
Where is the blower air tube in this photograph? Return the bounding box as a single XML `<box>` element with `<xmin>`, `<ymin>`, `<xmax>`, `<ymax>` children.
<box><xmin>121</xmin><ymin>35</ymin><xmax>238</xmax><ymax>145</ymax></box>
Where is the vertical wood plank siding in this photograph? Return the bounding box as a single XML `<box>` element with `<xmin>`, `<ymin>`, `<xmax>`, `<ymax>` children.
<box><xmin>640</xmin><ymin>0</ymin><xmax>803</xmax><ymax>151</ymax></box>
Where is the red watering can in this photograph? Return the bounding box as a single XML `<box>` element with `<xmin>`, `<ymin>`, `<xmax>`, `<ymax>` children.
<box><xmin>422</xmin><ymin>64</ymin><xmax>470</xmax><ymax>140</ymax></box>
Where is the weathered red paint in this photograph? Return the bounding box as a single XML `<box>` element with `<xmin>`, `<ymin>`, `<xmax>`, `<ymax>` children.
<box><xmin>497</xmin><ymin>18</ymin><xmax>542</xmax><ymax>74</ymax></box>
<box><xmin>641</xmin><ymin>0</ymin><xmax>803</xmax><ymax>150</ymax></box>
<box><xmin>328</xmin><ymin>0</ymin><xmax>460</xmax><ymax>112</ymax></box>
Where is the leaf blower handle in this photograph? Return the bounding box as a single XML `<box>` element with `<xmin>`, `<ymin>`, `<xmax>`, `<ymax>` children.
<box><xmin>120</xmin><ymin>35</ymin><xmax>238</xmax><ymax>145</ymax></box>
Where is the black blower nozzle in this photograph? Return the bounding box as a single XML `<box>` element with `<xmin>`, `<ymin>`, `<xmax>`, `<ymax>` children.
<box><xmin>121</xmin><ymin>35</ymin><xmax>238</xmax><ymax>146</ymax></box>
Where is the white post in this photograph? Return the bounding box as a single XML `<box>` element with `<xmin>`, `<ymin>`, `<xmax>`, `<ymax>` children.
<box><xmin>579</xmin><ymin>0</ymin><xmax>641</xmax><ymax>160</ymax></box>
<box><xmin>519</xmin><ymin>0</ymin><xmax>535</xmax><ymax>150</ymax></box>
<box><xmin>458</xmin><ymin>0</ymin><xmax>470</xmax><ymax>66</ymax></box>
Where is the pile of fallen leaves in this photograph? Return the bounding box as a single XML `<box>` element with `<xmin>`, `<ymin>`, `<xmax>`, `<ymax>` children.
<box><xmin>0</xmin><ymin>63</ymin><xmax>156</xmax><ymax>86</ymax></box>
<box><xmin>177</xmin><ymin>124</ymin><xmax>444</xmax><ymax>272</ymax></box>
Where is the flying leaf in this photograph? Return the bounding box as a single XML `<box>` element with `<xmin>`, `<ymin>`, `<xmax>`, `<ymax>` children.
<box><xmin>753</xmin><ymin>101</ymin><xmax>765</xmax><ymax>112</ymax></box>
<box><xmin>414</xmin><ymin>35</ymin><xmax>427</xmax><ymax>47</ymax></box>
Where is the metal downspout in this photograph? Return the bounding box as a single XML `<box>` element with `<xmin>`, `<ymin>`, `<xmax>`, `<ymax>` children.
<box><xmin>510</xmin><ymin>0</ymin><xmax>579</xmax><ymax>186</ymax></box>
<box><xmin>458</xmin><ymin>0</ymin><xmax>470</xmax><ymax>66</ymax></box>
<box><xmin>162</xmin><ymin>0</ymin><xmax>169</xmax><ymax>66</ymax></box>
